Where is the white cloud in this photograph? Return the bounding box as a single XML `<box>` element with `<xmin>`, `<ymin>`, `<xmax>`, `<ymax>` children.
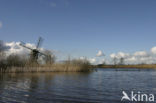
<box><xmin>79</xmin><ymin>56</ymin><xmax>85</xmax><ymax>60</ymax></box>
<box><xmin>110</xmin><ymin>53</ymin><xmax>115</xmax><ymax>58</ymax></box>
<box><xmin>125</xmin><ymin>56</ymin><xmax>137</xmax><ymax>63</ymax></box>
<box><xmin>2</xmin><ymin>41</ymin><xmax>36</xmax><ymax>56</ymax></box>
<box><xmin>133</xmin><ymin>51</ymin><xmax>148</xmax><ymax>57</ymax></box>
<box><xmin>96</xmin><ymin>50</ymin><xmax>104</xmax><ymax>57</ymax></box>
<box><xmin>109</xmin><ymin>47</ymin><xmax>156</xmax><ymax>64</ymax></box>
<box><xmin>0</xmin><ymin>41</ymin><xmax>54</xmax><ymax>64</ymax></box>
<box><xmin>151</xmin><ymin>46</ymin><xmax>156</xmax><ymax>54</ymax></box>
<box><xmin>80</xmin><ymin>57</ymin><xmax>97</xmax><ymax>64</ymax></box>
<box><xmin>88</xmin><ymin>58</ymin><xmax>96</xmax><ymax>64</ymax></box>
<box><xmin>110</xmin><ymin>52</ymin><xmax>129</xmax><ymax>59</ymax></box>
<box><xmin>0</xmin><ymin>21</ymin><xmax>2</xmax><ymax>28</ymax></box>
<box><xmin>98</xmin><ymin>58</ymin><xmax>106</xmax><ymax>64</ymax></box>
<box><xmin>79</xmin><ymin>57</ymin><xmax>97</xmax><ymax>64</ymax></box>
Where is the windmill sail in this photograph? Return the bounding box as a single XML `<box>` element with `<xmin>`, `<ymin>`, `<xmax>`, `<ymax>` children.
<box><xmin>19</xmin><ymin>37</ymin><xmax>47</xmax><ymax>63</ymax></box>
<box><xmin>19</xmin><ymin>42</ymin><xmax>33</xmax><ymax>50</ymax></box>
<box><xmin>36</xmin><ymin>37</ymin><xmax>43</xmax><ymax>49</ymax></box>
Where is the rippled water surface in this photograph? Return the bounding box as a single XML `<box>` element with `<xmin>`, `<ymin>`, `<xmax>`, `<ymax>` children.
<box><xmin>0</xmin><ymin>68</ymin><xmax>156</xmax><ymax>103</ymax></box>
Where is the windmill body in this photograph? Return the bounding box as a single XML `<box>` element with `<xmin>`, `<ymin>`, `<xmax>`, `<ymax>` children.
<box><xmin>19</xmin><ymin>37</ymin><xmax>47</xmax><ymax>63</ymax></box>
<box><xmin>30</xmin><ymin>49</ymin><xmax>39</xmax><ymax>62</ymax></box>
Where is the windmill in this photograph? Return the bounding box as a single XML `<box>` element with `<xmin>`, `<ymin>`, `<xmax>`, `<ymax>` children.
<box><xmin>19</xmin><ymin>37</ymin><xmax>47</xmax><ymax>62</ymax></box>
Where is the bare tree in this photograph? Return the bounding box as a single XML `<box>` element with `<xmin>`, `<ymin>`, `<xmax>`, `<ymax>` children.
<box><xmin>0</xmin><ymin>40</ymin><xmax>6</xmax><ymax>67</ymax></box>
<box><xmin>0</xmin><ymin>40</ymin><xmax>3</xmax><ymax>52</ymax></box>
<box><xmin>113</xmin><ymin>57</ymin><xmax>118</xmax><ymax>65</ymax></box>
<box><xmin>43</xmin><ymin>50</ymin><xmax>56</xmax><ymax>65</ymax></box>
<box><xmin>119</xmin><ymin>57</ymin><xmax>124</xmax><ymax>65</ymax></box>
<box><xmin>6</xmin><ymin>54</ymin><xmax>26</xmax><ymax>67</ymax></box>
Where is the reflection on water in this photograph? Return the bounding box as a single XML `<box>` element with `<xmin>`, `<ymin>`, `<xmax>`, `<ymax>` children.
<box><xmin>0</xmin><ymin>68</ymin><xmax>156</xmax><ymax>103</ymax></box>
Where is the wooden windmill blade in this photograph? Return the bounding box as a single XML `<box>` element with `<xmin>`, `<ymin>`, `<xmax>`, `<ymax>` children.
<box><xmin>36</xmin><ymin>37</ymin><xmax>43</xmax><ymax>50</ymax></box>
<box><xmin>35</xmin><ymin>37</ymin><xmax>47</xmax><ymax>56</ymax></box>
<box><xmin>19</xmin><ymin>41</ymin><xmax>33</xmax><ymax>51</ymax></box>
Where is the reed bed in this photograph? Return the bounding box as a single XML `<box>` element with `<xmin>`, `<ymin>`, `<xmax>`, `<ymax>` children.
<box><xmin>0</xmin><ymin>59</ymin><xmax>91</xmax><ymax>73</ymax></box>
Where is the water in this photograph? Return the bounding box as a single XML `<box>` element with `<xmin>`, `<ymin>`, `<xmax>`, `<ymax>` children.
<box><xmin>0</xmin><ymin>68</ymin><xmax>156</xmax><ymax>103</ymax></box>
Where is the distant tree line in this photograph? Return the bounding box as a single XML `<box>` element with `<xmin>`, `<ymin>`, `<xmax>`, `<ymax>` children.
<box><xmin>112</xmin><ymin>57</ymin><xmax>125</xmax><ymax>65</ymax></box>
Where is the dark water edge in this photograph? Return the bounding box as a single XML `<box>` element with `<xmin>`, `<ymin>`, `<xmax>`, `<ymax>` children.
<box><xmin>97</xmin><ymin>67</ymin><xmax>156</xmax><ymax>71</ymax></box>
<box><xmin>0</xmin><ymin>68</ymin><xmax>156</xmax><ymax>103</ymax></box>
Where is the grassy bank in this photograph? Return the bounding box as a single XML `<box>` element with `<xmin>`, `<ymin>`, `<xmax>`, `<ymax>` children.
<box><xmin>0</xmin><ymin>59</ymin><xmax>91</xmax><ymax>73</ymax></box>
<box><xmin>0</xmin><ymin>47</ymin><xmax>92</xmax><ymax>73</ymax></box>
<box><xmin>96</xmin><ymin>64</ymin><xmax>156</xmax><ymax>69</ymax></box>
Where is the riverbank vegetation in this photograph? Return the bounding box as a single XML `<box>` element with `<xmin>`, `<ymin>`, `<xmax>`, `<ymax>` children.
<box><xmin>0</xmin><ymin>54</ymin><xmax>91</xmax><ymax>73</ymax></box>
<box><xmin>0</xmin><ymin>40</ymin><xmax>91</xmax><ymax>73</ymax></box>
<box><xmin>96</xmin><ymin>64</ymin><xmax>156</xmax><ymax>69</ymax></box>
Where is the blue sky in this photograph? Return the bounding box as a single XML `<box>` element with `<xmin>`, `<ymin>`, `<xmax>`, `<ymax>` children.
<box><xmin>0</xmin><ymin>0</ymin><xmax>156</xmax><ymax>61</ymax></box>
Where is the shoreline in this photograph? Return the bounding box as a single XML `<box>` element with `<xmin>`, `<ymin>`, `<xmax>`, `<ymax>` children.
<box><xmin>1</xmin><ymin>64</ymin><xmax>156</xmax><ymax>73</ymax></box>
<box><xmin>95</xmin><ymin>64</ymin><xmax>156</xmax><ymax>69</ymax></box>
